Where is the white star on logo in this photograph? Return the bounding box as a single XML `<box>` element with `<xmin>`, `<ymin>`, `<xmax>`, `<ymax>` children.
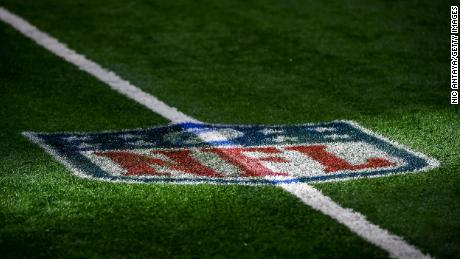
<box><xmin>63</xmin><ymin>135</ymin><xmax>91</xmax><ymax>142</ymax></box>
<box><xmin>259</xmin><ymin>128</ymin><xmax>284</xmax><ymax>135</ymax></box>
<box><xmin>130</xmin><ymin>140</ymin><xmax>155</xmax><ymax>146</ymax></box>
<box><xmin>77</xmin><ymin>142</ymin><xmax>96</xmax><ymax>149</ymax></box>
<box><xmin>324</xmin><ymin>134</ymin><xmax>350</xmax><ymax>140</ymax></box>
<box><xmin>272</xmin><ymin>135</ymin><xmax>298</xmax><ymax>143</ymax></box>
<box><xmin>312</xmin><ymin>127</ymin><xmax>336</xmax><ymax>133</ymax></box>
<box><xmin>119</xmin><ymin>133</ymin><xmax>138</xmax><ymax>140</ymax></box>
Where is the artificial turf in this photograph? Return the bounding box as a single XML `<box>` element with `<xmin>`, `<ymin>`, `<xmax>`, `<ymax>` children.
<box><xmin>0</xmin><ymin>0</ymin><xmax>459</xmax><ymax>258</ymax></box>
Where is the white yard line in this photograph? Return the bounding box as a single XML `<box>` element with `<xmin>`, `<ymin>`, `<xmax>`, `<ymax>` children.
<box><xmin>0</xmin><ymin>8</ymin><xmax>196</xmax><ymax>124</ymax></box>
<box><xmin>0</xmin><ymin>7</ymin><xmax>431</xmax><ymax>259</ymax></box>
<box><xmin>280</xmin><ymin>183</ymin><xmax>429</xmax><ymax>259</ymax></box>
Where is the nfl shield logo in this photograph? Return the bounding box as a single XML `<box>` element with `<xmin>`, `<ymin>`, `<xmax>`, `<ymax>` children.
<box><xmin>24</xmin><ymin>121</ymin><xmax>438</xmax><ymax>185</ymax></box>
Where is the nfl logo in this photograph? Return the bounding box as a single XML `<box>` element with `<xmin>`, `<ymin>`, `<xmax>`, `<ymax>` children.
<box><xmin>24</xmin><ymin>121</ymin><xmax>437</xmax><ymax>185</ymax></box>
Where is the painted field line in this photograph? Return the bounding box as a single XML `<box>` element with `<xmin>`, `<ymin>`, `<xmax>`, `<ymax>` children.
<box><xmin>0</xmin><ymin>7</ymin><xmax>196</xmax><ymax>124</ymax></box>
<box><xmin>280</xmin><ymin>183</ymin><xmax>429</xmax><ymax>259</ymax></box>
<box><xmin>0</xmin><ymin>7</ymin><xmax>430</xmax><ymax>259</ymax></box>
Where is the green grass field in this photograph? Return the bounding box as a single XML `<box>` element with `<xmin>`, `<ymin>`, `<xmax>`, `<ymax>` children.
<box><xmin>1</xmin><ymin>0</ymin><xmax>459</xmax><ymax>258</ymax></box>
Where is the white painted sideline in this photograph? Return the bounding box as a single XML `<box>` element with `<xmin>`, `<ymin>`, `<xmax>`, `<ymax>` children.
<box><xmin>0</xmin><ymin>7</ymin><xmax>431</xmax><ymax>259</ymax></box>
<box><xmin>280</xmin><ymin>183</ymin><xmax>429</xmax><ymax>259</ymax></box>
<box><xmin>0</xmin><ymin>8</ymin><xmax>196</xmax><ymax>124</ymax></box>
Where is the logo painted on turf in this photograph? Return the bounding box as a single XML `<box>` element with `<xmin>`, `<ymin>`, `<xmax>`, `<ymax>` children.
<box><xmin>23</xmin><ymin>121</ymin><xmax>439</xmax><ymax>185</ymax></box>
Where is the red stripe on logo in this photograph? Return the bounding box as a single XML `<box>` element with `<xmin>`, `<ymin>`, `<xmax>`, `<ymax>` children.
<box><xmin>207</xmin><ymin>147</ymin><xmax>289</xmax><ymax>177</ymax></box>
<box><xmin>95</xmin><ymin>150</ymin><xmax>222</xmax><ymax>177</ymax></box>
<box><xmin>285</xmin><ymin>145</ymin><xmax>394</xmax><ymax>172</ymax></box>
